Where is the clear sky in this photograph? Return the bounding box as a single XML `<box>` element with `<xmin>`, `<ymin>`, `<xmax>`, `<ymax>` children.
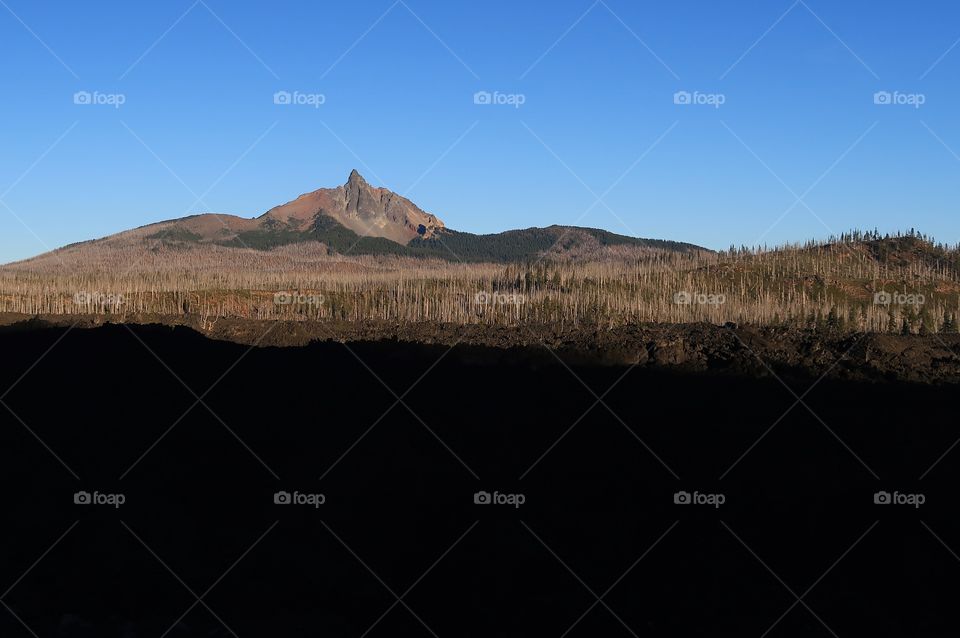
<box><xmin>1</xmin><ymin>0</ymin><xmax>959</xmax><ymax>262</ymax></box>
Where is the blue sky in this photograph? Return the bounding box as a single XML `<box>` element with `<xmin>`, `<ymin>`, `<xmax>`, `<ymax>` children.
<box><xmin>1</xmin><ymin>0</ymin><xmax>959</xmax><ymax>262</ymax></box>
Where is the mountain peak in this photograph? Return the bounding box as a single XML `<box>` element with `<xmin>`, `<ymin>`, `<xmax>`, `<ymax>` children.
<box><xmin>249</xmin><ymin>170</ymin><xmax>445</xmax><ymax>244</ymax></box>
<box><xmin>347</xmin><ymin>169</ymin><xmax>366</xmax><ymax>186</ymax></box>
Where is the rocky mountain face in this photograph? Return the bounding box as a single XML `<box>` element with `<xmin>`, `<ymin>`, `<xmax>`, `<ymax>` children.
<box><xmin>258</xmin><ymin>169</ymin><xmax>445</xmax><ymax>244</ymax></box>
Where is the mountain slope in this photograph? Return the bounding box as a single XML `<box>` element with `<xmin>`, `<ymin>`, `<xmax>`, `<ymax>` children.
<box><xmin>205</xmin><ymin>205</ymin><xmax>706</xmax><ymax>261</ymax></box>
<box><xmin>298</xmin><ymin>221</ymin><xmax>705</xmax><ymax>262</ymax></box>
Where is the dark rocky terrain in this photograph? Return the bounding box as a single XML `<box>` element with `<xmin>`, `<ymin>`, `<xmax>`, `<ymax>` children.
<box><xmin>0</xmin><ymin>321</ymin><xmax>958</xmax><ymax>636</ymax></box>
<box><xmin>2</xmin><ymin>313</ymin><xmax>958</xmax><ymax>384</ymax></box>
